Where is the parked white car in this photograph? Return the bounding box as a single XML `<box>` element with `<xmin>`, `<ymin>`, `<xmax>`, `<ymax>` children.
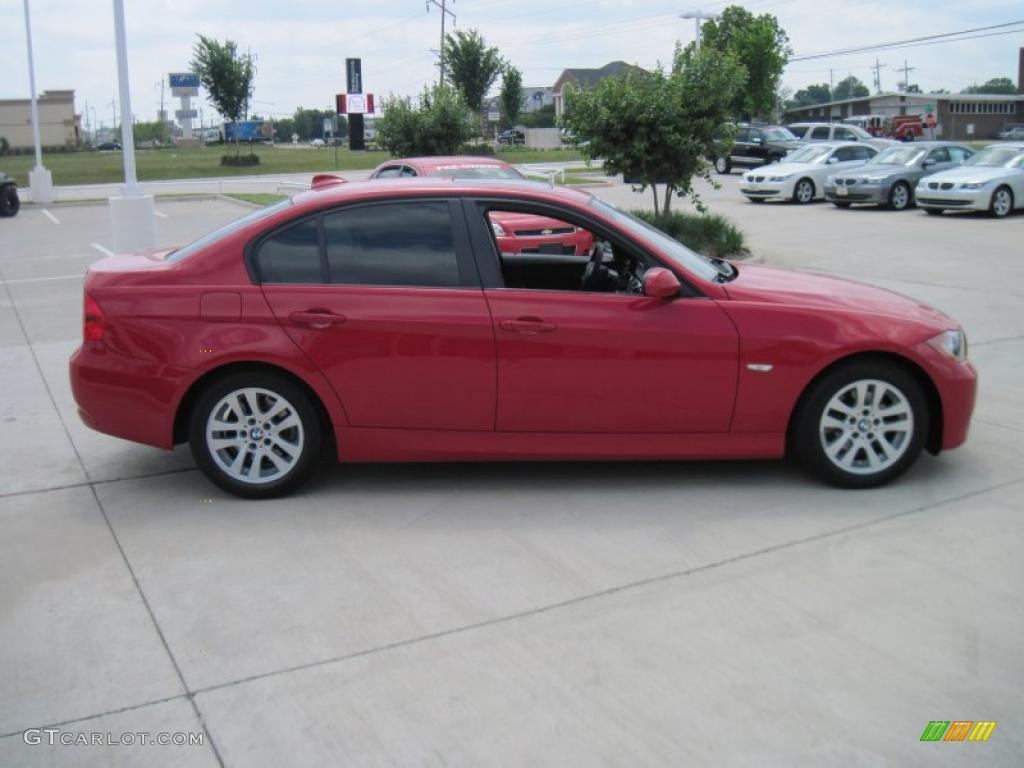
<box><xmin>788</xmin><ymin>122</ymin><xmax>897</xmax><ymax>151</ymax></box>
<box><xmin>915</xmin><ymin>143</ymin><xmax>1024</xmax><ymax>218</ymax></box>
<box><xmin>739</xmin><ymin>142</ymin><xmax>878</xmax><ymax>204</ymax></box>
<box><xmin>310</xmin><ymin>138</ymin><xmax>326</xmax><ymax>148</ymax></box>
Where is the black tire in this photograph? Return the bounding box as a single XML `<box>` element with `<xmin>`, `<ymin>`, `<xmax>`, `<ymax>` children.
<box><xmin>713</xmin><ymin>156</ymin><xmax>731</xmax><ymax>174</ymax></box>
<box><xmin>793</xmin><ymin>178</ymin><xmax>815</xmax><ymax>204</ymax></box>
<box><xmin>748</xmin><ymin>197</ymin><xmax>766</xmax><ymax>204</ymax></box>
<box><xmin>924</xmin><ymin>208</ymin><xmax>943</xmax><ymax>216</ymax></box>
<box><xmin>791</xmin><ymin>360</ymin><xmax>928</xmax><ymax>489</ymax></box>
<box><xmin>766</xmin><ymin>154</ymin><xmax>782</xmax><ymax>164</ymax></box>
<box><xmin>188</xmin><ymin>371</ymin><xmax>324</xmax><ymax>498</ymax></box>
<box><xmin>832</xmin><ymin>202</ymin><xmax>852</xmax><ymax>208</ymax></box>
<box><xmin>887</xmin><ymin>181</ymin><xmax>912</xmax><ymax>211</ymax></box>
<box><xmin>0</xmin><ymin>185</ymin><xmax>19</xmax><ymax>217</ymax></box>
<box><xmin>989</xmin><ymin>185</ymin><xmax>1014</xmax><ymax>218</ymax></box>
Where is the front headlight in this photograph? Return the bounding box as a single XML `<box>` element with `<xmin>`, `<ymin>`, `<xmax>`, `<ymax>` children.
<box><xmin>960</xmin><ymin>181</ymin><xmax>989</xmax><ymax>190</ymax></box>
<box><xmin>864</xmin><ymin>177</ymin><xmax>888</xmax><ymax>184</ymax></box>
<box><xmin>928</xmin><ymin>329</ymin><xmax>968</xmax><ymax>362</ymax></box>
<box><xmin>769</xmin><ymin>173</ymin><xmax>793</xmax><ymax>182</ymax></box>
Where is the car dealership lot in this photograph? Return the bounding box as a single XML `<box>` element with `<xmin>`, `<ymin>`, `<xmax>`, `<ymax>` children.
<box><xmin>2</xmin><ymin>186</ymin><xmax>1022</xmax><ymax>766</ymax></box>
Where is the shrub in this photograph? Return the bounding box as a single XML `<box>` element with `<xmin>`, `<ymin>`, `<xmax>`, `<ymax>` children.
<box><xmin>0</xmin><ymin>137</ymin><xmax>8</xmax><ymax>156</ymax></box>
<box><xmin>220</xmin><ymin>154</ymin><xmax>260</xmax><ymax>167</ymax></box>
<box><xmin>632</xmin><ymin>209</ymin><xmax>748</xmax><ymax>259</ymax></box>
<box><xmin>376</xmin><ymin>86</ymin><xmax>477</xmax><ymax>157</ymax></box>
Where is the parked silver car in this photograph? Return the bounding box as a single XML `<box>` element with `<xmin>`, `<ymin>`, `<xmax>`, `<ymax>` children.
<box><xmin>788</xmin><ymin>122</ymin><xmax>897</xmax><ymax>151</ymax></box>
<box><xmin>824</xmin><ymin>142</ymin><xmax>973</xmax><ymax>210</ymax></box>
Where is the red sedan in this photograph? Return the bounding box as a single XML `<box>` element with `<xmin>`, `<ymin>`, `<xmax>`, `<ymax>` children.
<box><xmin>70</xmin><ymin>179</ymin><xmax>976</xmax><ymax>498</ymax></box>
<box><xmin>368</xmin><ymin>156</ymin><xmax>594</xmax><ymax>256</ymax></box>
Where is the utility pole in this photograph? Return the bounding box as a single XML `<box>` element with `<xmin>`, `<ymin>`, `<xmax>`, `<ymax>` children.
<box><xmin>898</xmin><ymin>59</ymin><xmax>916</xmax><ymax>92</ymax></box>
<box><xmin>21</xmin><ymin>0</ymin><xmax>53</xmax><ymax>203</ymax></box>
<box><xmin>829</xmin><ymin>68</ymin><xmax>834</xmax><ymax>97</ymax></box>
<box><xmin>680</xmin><ymin>9</ymin><xmax>720</xmax><ymax>52</ymax></box>
<box><xmin>873</xmin><ymin>59</ymin><xmax>887</xmax><ymax>94</ymax></box>
<box><xmin>426</xmin><ymin>0</ymin><xmax>456</xmax><ymax>86</ymax></box>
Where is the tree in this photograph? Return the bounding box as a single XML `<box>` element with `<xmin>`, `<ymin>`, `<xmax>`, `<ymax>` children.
<box><xmin>562</xmin><ymin>45</ymin><xmax>744</xmax><ymax>214</ymax></box>
<box><xmin>788</xmin><ymin>83</ymin><xmax>831</xmax><ymax>109</ymax></box>
<box><xmin>191</xmin><ymin>35</ymin><xmax>256</xmax><ymax>156</ymax></box>
<box><xmin>905</xmin><ymin>83</ymin><xmax>922</xmax><ymax>94</ymax></box>
<box><xmin>698</xmin><ymin>5</ymin><xmax>791</xmax><ymax>119</ymax></box>
<box><xmin>499</xmin><ymin>65</ymin><xmax>523</xmax><ymax>129</ymax></box>
<box><xmin>519</xmin><ymin>103</ymin><xmax>555</xmax><ymax>128</ymax></box>
<box><xmin>833</xmin><ymin>75</ymin><xmax>869</xmax><ymax>101</ymax></box>
<box><xmin>375</xmin><ymin>86</ymin><xmax>477</xmax><ymax>157</ymax></box>
<box><xmin>442</xmin><ymin>29</ymin><xmax>504</xmax><ymax>133</ymax></box>
<box><xmin>962</xmin><ymin>77</ymin><xmax>1018</xmax><ymax>95</ymax></box>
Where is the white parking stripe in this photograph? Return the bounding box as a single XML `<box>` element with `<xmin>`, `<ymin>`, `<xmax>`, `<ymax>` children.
<box><xmin>0</xmin><ymin>274</ymin><xmax>84</xmax><ymax>284</ymax></box>
<box><xmin>155</xmin><ymin>211</ymin><xmax>168</xmax><ymax>218</ymax></box>
<box><xmin>91</xmin><ymin>243</ymin><xmax>115</xmax><ymax>257</ymax></box>
<box><xmin>42</xmin><ymin>209</ymin><xmax>60</xmax><ymax>224</ymax></box>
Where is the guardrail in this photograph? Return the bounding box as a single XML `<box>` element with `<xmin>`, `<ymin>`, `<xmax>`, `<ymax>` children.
<box><xmin>521</xmin><ymin>165</ymin><xmax>566</xmax><ymax>186</ymax></box>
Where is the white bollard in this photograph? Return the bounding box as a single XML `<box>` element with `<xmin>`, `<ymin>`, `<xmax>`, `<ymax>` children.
<box><xmin>109</xmin><ymin>194</ymin><xmax>157</xmax><ymax>252</ymax></box>
<box><xmin>28</xmin><ymin>168</ymin><xmax>54</xmax><ymax>204</ymax></box>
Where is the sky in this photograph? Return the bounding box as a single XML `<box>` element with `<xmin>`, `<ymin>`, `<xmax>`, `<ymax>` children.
<box><xmin>2</xmin><ymin>0</ymin><xmax>1022</xmax><ymax>130</ymax></box>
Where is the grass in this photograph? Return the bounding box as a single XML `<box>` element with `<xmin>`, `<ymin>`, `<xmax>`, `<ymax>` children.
<box><xmin>0</xmin><ymin>145</ymin><xmax>584</xmax><ymax>187</ymax></box>
<box><xmin>225</xmin><ymin>192</ymin><xmax>288</xmax><ymax>206</ymax></box>
<box><xmin>632</xmin><ymin>209</ymin><xmax>749</xmax><ymax>260</ymax></box>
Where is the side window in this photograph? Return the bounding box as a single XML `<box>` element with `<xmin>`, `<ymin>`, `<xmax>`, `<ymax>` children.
<box><xmin>374</xmin><ymin>166</ymin><xmax>403</xmax><ymax>178</ymax></box>
<box><xmin>734</xmin><ymin>127</ymin><xmax>750</xmax><ymax>143</ymax></box>
<box><xmin>831</xmin><ymin>147</ymin><xmax>854</xmax><ymax>162</ymax></box>
<box><xmin>927</xmin><ymin>147</ymin><xmax>951</xmax><ymax>164</ymax></box>
<box><xmin>255</xmin><ymin>219</ymin><xmax>321</xmax><ymax>284</ymax></box>
<box><xmin>853</xmin><ymin>146</ymin><xmax>875</xmax><ymax>161</ymax></box>
<box><xmin>810</xmin><ymin>126</ymin><xmax>830</xmax><ymax>140</ymax></box>
<box><xmin>749</xmin><ymin>129</ymin><xmax>764</xmax><ymax>143</ymax></box>
<box><xmin>833</xmin><ymin>126</ymin><xmax>855</xmax><ymax>140</ymax></box>
<box><xmin>322</xmin><ymin>201</ymin><xmax>460</xmax><ymax>288</ymax></box>
<box><xmin>399</xmin><ymin>166</ymin><xmax>418</xmax><ymax>177</ymax></box>
<box><xmin>948</xmin><ymin>146</ymin><xmax>971</xmax><ymax>162</ymax></box>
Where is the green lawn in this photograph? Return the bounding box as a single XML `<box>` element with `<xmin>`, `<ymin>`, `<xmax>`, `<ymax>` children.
<box><xmin>0</xmin><ymin>145</ymin><xmax>584</xmax><ymax>187</ymax></box>
<box><xmin>225</xmin><ymin>193</ymin><xmax>288</xmax><ymax>206</ymax></box>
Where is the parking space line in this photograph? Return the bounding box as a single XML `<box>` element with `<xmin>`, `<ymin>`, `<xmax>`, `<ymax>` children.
<box><xmin>42</xmin><ymin>209</ymin><xmax>60</xmax><ymax>225</ymax></box>
<box><xmin>0</xmin><ymin>273</ymin><xmax>83</xmax><ymax>284</ymax></box>
<box><xmin>155</xmin><ymin>210</ymin><xmax>168</xmax><ymax>219</ymax></box>
<box><xmin>91</xmin><ymin>243</ymin><xmax>115</xmax><ymax>257</ymax></box>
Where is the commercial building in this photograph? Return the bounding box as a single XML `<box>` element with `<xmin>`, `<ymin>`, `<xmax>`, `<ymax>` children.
<box><xmin>0</xmin><ymin>89</ymin><xmax>80</xmax><ymax>149</ymax></box>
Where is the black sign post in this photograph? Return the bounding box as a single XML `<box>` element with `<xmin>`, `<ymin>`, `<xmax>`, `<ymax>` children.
<box><xmin>346</xmin><ymin>58</ymin><xmax>365</xmax><ymax>151</ymax></box>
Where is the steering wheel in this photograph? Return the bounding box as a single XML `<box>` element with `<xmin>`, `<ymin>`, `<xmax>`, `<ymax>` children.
<box><xmin>580</xmin><ymin>241</ymin><xmax>606</xmax><ymax>291</ymax></box>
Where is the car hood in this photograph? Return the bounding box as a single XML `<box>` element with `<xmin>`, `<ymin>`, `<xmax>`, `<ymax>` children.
<box><xmin>916</xmin><ymin>166</ymin><xmax>1021</xmax><ymax>184</ymax></box>
<box><xmin>745</xmin><ymin>161</ymin><xmax>820</xmax><ymax>176</ymax></box>
<box><xmin>840</xmin><ymin>163</ymin><xmax>906</xmax><ymax>179</ymax></box>
<box><xmin>723</xmin><ymin>263</ymin><xmax>953</xmax><ymax>328</ymax></box>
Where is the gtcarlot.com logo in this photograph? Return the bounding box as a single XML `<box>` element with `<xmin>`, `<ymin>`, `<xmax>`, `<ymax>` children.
<box><xmin>23</xmin><ymin>729</ymin><xmax>204</xmax><ymax>746</ymax></box>
<box><xmin>921</xmin><ymin>721</ymin><xmax>997</xmax><ymax>742</ymax></box>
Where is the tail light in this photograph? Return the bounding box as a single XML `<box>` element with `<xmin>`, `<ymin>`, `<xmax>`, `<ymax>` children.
<box><xmin>83</xmin><ymin>293</ymin><xmax>106</xmax><ymax>342</ymax></box>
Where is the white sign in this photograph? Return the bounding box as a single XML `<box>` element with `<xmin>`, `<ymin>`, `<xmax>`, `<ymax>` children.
<box><xmin>323</xmin><ymin>117</ymin><xmax>333</xmax><ymax>134</ymax></box>
<box><xmin>966</xmin><ymin>123</ymin><xmax>975</xmax><ymax>136</ymax></box>
<box><xmin>346</xmin><ymin>94</ymin><xmax>368</xmax><ymax>114</ymax></box>
<box><xmin>175</xmin><ymin>108</ymin><xmax>198</xmax><ymax>119</ymax></box>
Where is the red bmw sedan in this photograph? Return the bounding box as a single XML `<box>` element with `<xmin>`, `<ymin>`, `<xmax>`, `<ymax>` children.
<box><xmin>368</xmin><ymin>156</ymin><xmax>595</xmax><ymax>256</ymax></box>
<box><xmin>70</xmin><ymin>179</ymin><xmax>976</xmax><ymax>498</ymax></box>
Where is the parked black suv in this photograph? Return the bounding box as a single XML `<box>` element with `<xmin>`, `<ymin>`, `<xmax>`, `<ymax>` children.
<box><xmin>711</xmin><ymin>124</ymin><xmax>801</xmax><ymax>174</ymax></box>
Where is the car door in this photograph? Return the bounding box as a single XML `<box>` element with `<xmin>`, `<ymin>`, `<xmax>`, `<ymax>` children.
<box><xmin>730</xmin><ymin>126</ymin><xmax>752</xmax><ymax>163</ymax></box>
<box><xmin>256</xmin><ymin>198</ymin><xmax>496</xmax><ymax>431</ymax></box>
<box><xmin>923</xmin><ymin>146</ymin><xmax>954</xmax><ymax>174</ymax></box>
<box><xmin>465</xmin><ymin>199</ymin><xmax>739</xmax><ymax>434</ymax></box>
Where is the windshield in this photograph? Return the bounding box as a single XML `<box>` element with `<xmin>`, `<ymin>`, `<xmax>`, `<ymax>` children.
<box><xmin>763</xmin><ymin>127</ymin><xmax>796</xmax><ymax>141</ymax></box>
<box><xmin>785</xmin><ymin>145</ymin><xmax>833</xmax><ymax>164</ymax></box>
<box><xmin>166</xmin><ymin>199</ymin><xmax>293</xmax><ymax>262</ymax></box>
<box><xmin>870</xmin><ymin>146</ymin><xmax>926</xmax><ymax>166</ymax></box>
<box><xmin>427</xmin><ymin>165</ymin><xmax>525</xmax><ymax>179</ymax></box>
<box><xmin>846</xmin><ymin>125</ymin><xmax>872</xmax><ymax>139</ymax></box>
<box><xmin>965</xmin><ymin>147</ymin><xmax>1024</xmax><ymax>168</ymax></box>
<box><xmin>590</xmin><ymin>198</ymin><xmax>720</xmax><ymax>282</ymax></box>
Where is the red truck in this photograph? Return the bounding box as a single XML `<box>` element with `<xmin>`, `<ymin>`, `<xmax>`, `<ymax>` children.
<box><xmin>887</xmin><ymin>114</ymin><xmax>926</xmax><ymax>141</ymax></box>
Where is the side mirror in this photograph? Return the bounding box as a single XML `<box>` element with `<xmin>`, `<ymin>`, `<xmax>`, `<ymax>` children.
<box><xmin>827</xmin><ymin>156</ymin><xmax>840</xmax><ymax>164</ymax></box>
<box><xmin>922</xmin><ymin>158</ymin><xmax>936</xmax><ymax>167</ymax></box>
<box><xmin>643</xmin><ymin>267</ymin><xmax>681</xmax><ymax>300</ymax></box>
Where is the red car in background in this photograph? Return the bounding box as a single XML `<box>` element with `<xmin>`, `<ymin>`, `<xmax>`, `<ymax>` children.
<box><xmin>368</xmin><ymin>156</ymin><xmax>594</xmax><ymax>256</ymax></box>
<box><xmin>70</xmin><ymin>178</ymin><xmax>976</xmax><ymax>498</ymax></box>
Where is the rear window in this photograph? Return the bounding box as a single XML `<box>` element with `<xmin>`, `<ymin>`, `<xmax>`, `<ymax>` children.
<box><xmin>167</xmin><ymin>199</ymin><xmax>293</xmax><ymax>263</ymax></box>
<box><xmin>427</xmin><ymin>165</ymin><xmax>524</xmax><ymax>180</ymax></box>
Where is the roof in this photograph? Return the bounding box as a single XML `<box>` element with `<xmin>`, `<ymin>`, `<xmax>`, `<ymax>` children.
<box><xmin>386</xmin><ymin>156</ymin><xmax>515</xmax><ymax>172</ymax></box>
<box><xmin>786</xmin><ymin>90</ymin><xmax>1024</xmax><ymax>112</ymax></box>
<box><xmin>553</xmin><ymin>61</ymin><xmax>647</xmax><ymax>93</ymax></box>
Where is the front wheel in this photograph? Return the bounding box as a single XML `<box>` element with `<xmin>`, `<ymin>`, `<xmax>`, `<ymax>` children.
<box><xmin>792</xmin><ymin>361</ymin><xmax>927</xmax><ymax>488</ymax></box>
<box><xmin>714</xmin><ymin>156</ymin><xmax>731</xmax><ymax>174</ymax></box>
<box><xmin>189</xmin><ymin>372</ymin><xmax>323</xmax><ymax>498</ymax></box>
<box><xmin>990</xmin><ymin>186</ymin><xmax>1014</xmax><ymax>218</ymax></box>
<box><xmin>888</xmin><ymin>181</ymin><xmax>912</xmax><ymax>211</ymax></box>
<box><xmin>793</xmin><ymin>178</ymin><xmax>815</xmax><ymax>204</ymax></box>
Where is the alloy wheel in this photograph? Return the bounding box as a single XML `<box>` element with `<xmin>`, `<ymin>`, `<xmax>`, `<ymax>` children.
<box><xmin>795</xmin><ymin>179</ymin><xmax>814</xmax><ymax>203</ymax></box>
<box><xmin>818</xmin><ymin>379</ymin><xmax>914</xmax><ymax>475</ymax></box>
<box><xmin>890</xmin><ymin>183</ymin><xmax>910</xmax><ymax>210</ymax></box>
<box><xmin>992</xmin><ymin>188</ymin><xmax>1013</xmax><ymax>218</ymax></box>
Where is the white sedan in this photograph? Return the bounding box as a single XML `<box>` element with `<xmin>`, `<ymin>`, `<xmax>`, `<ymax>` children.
<box><xmin>915</xmin><ymin>143</ymin><xmax>1024</xmax><ymax>218</ymax></box>
<box><xmin>739</xmin><ymin>142</ymin><xmax>878</xmax><ymax>204</ymax></box>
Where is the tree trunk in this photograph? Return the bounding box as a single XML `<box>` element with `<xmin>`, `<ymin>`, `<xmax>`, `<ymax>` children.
<box><xmin>651</xmin><ymin>184</ymin><xmax>660</xmax><ymax>216</ymax></box>
<box><xmin>663</xmin><ymin>186</ymin><xmax>673</xmax><ymax>214</ymax></box>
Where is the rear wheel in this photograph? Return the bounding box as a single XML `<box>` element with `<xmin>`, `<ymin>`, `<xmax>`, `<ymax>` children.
<box><xmin>714</xmin><ymin>156</ymin><xmax>731</xmax><ymax>174</ymax></box>
<box><xmin>188</xmin><ymin>371</ymin><xmax>323</xmax><ymax>498</ymax></box>
<box><xmin>990</xmin><ymin>186</ymin><xmax>1014</xmax><ymax>218</ymax></box>
<box><xmin>792</xmin><ymin>361</ymin><xmax>927</xmax><ymax>488</ymax></box>
<box><xmin>0</xmin><ymin>185</ymin><xmax>19</xmax><ymax>217</ymax></box>
<box><xmin>888</xmin><ymin>181</ymin><xmax>912</xmax><ymax>211</ymax></box>
<box><xmin>793</xmin><ymin>178</ymin><xmax>815</xmax><ymax>204</ymax></box>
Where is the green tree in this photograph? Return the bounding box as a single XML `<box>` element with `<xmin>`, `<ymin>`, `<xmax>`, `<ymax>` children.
<box><xmin>442</xmin><ymin>29</ymin><xmax>504</xmax><ymax>133</ymax></box>
<box><xmin>905</xmin><ymin>83</ymin><xmax>922</xmax><ymax>94</ymax></box>
<box><xmin>788</xmin><ymin>83</ymin><xmax>831</xmax><ymax>109</ymax></box>
<box><xmin>962</xmin><ymin>77</ymin><xmax>1018</xmax><ymax>95</ymax></box>
<box><xmin>499</xmin><ymin>65</ymin><xmax>523</xmax><ymax>129</ymax></box>
<box><xmin>191</xmin><ymin>35</ymin><xmax>256</xmax><ymax>156</ymax></box>
<box><xmin>833</xmin><ymin>75</ymin><xmax>869</xmax><ymax>101</ymax></box>
<box><xmin>698</xmin><ymin>5</ymin><xmax>791</xmax><ymax>119</ymax></box>
<box><xmin>563</xmin><ymin>46</ymin><xmax>744</xmax><ymax>214</ymax></box>
<box><xmin>519</xmin><ymin>103</ymin><xmax>555</xmax><ymax>128</ymax></box>
<box><xmin>376</xmin><ymin>86</ymin><xmax>477</xmax><ymax>156</ymax></box>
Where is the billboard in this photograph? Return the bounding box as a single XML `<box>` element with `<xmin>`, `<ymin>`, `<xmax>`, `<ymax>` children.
<box><xmin>337</xmin><ymin>93</ymin><xmax>374</xmax><ymax>115</ymax></box>
<box><xmin>346</xmin><ymin>58</ymin><xmax>362</xmax><ymax>94</ymax></box>
<box><xmin>175</xmin><ymin>108</ymin><xmax>198</xmax><ymax>119</ymax></box>
<box><xmin>169</xmin><ymin>72</ymin><xmax>200</xmax><ymax>89</ymax></box>
<box><xmin>223</xmin><ymin>120</ymin><xmax>264</xmax><ymax>141</ymax></box>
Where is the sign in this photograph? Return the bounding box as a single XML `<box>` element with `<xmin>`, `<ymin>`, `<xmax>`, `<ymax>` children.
<box><xmin>169</xmin><ymin>72</ymin><xmax>200</xmax><ymax>89</ymax></box>
<box><xmin>175</xmin><ymin>108</ymin><xmax>198</xmax><ymax>119</ymax></box>
<box><xmin>337</xmin><ymin>94</ymin><xmax>374</xmax><ymax>115</ymax></box>
<box><xmin>223</xmin><ymin>120</ymin><xmax>264</xmax><ymax>141</ymax></box>
<box><xmin>346</xmin><ymin>58</ymin><xmax>362</xmax><ymax>94</ymax></box>
<box><xmin>261</xmin><ymin>120</ymin><xmax>274</xmax><ymax>139</ymax></box>
<box><xmin>926</xmin><ymin>113</ymin><xmax>937</xmax><ymax>128</ymax></box>
<box><xmin>323</xmin><ymin>117</ymin><xmax>334</xmax><ymax>135</ymax></box>
<box><xmin>966</xmin><ymin>123</ymin><xmax>975</xmax><ymax>136</ymax></box>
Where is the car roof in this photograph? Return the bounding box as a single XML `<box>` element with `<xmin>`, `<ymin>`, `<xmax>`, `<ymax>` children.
<box><xmin>988</xmin><ymin>143</ymin><xmax>1024</xmax><ymax>150</ymax></box>
<box><xmin>375</xmin><ymin>156</ymin><xmax>515</xmax><ymax>173</ymax></box>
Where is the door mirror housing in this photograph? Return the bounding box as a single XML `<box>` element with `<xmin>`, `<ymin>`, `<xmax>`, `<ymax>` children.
<box><xmin>922</xmin><ymin>158</ymin><xmax>936</xmax><ymax>167</ymax></box>
<box><xmin>643</xmin><ymin>267</ymin><xmax>682</xmax><ymax>299</ymax></box>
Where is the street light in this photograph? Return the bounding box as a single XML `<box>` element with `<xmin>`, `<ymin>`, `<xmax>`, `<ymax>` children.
<box><xmin>21</xmin><ymin>0</ymin><xmax>53</xmax><ymax>203</ymax></box>
<box><xmin>680</xmin><ymin>9</ymin><xmax>720</xmax><ymax>52</ymax></box>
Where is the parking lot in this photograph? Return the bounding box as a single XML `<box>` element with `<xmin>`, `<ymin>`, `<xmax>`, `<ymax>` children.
<box><xmin>2</xmin><ymin>176</ymin><xmax>1022</xmax><ymax>766</ymax></box>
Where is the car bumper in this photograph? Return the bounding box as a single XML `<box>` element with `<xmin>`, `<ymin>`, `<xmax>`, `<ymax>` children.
<box><xmin>824</xmin><ymin>183</ymin><xmax>887</xmax><ymax>204</ymax></box>
<box><xmin>914</xmin><ymin>186</ymin><xmax>989</xmax><ymax>211</ymax></box>
<box><xmin>70</xmin><ymin>344</ymin><xmax>195</xmax><ymax>449</ymax></box>
<box><xmin>739</xmin><ymin>181</ymin><xmax>788</xmax><ymax>200</ymax></box>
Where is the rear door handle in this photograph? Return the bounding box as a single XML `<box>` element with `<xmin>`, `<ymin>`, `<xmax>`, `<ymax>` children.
<box><xmin>499</xmin><ymin>317</ymin><xmax>557</xmax><ymax>334</ymax></box>
<box><xmin>289</xmin><ymin>310</ymin><xmax>347</xmax><ymax>328</ymax></box>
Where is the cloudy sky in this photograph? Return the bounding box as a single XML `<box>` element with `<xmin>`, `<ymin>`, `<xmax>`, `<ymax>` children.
<box><xmin>2</xmin><ymin>0</ymin><xmax>1022</xmax><ymax>129</ymax></box>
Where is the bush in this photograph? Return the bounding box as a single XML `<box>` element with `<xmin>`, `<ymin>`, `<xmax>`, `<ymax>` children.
<box><xmin>0</xmin><ymin>137</ymin><xmax>8</xmax><ymax>156</ymax></box>
<box><xmin>221</xmin><ymin>153</ymin><xmax>260</xmax><ymax>167</ymax></box>
<box><xmin>632</xmin><ymin>209</ymin><xmax>748</xmax><ymax>259</ymax></box>
<box><xmin>376</xmin><ymin>86</ymin><xmax>477</xmax><ymax>157</ymax></box>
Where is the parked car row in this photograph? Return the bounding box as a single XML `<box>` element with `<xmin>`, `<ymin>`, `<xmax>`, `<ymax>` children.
<box><xmin>735</xmin><ymin>140</ymin><xmax>1024</xmax><ymax>218</ymax></box>
<box><xmin>711</xmin><ymin>122</ymin><xmax>896</xmax><ymax>174</ymax></box>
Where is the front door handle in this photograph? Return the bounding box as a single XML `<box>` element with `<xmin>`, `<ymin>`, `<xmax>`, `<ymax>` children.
<box><xmin>499</xmin><ymin>316</ymin><xmax>558</xmax><ymax>334</ymax></box>
<box><xmin>290</xmin><ymin>310</ymin><xmax>347</xmax><ymax>328</ymax></box>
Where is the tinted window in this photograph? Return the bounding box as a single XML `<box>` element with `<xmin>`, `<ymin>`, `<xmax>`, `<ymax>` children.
<box><xmin>832</xmin><ymin>147</ymin><xmax>856</xmax><ymax>162</ymax></box>
<box><xmin>256</xmin><ymin>218</ymin><xmax>322</xmax><ymax>284</ymax></box>
<box><xmin>734</xmin><ymin>127</ymin><xmax>750</xmax><ymax>143</ymax></box>
<box><xmin>400</xmin><ymin>166</ymin><xmax>418</xmax><ymax>177</ymax></box>
<box><xmin>927</xmin><ymin>147</ymin><xmax>951</xmax><ymax>164</ymax></box>
<box><xmin>833</xmin><ymin>127</ymin><xmax>855</xmax><ymax>140</ymax></box>
<box><xmin>810</xmin><ymin>126</ymin><xmax>831</xmax><ymax>140</ymax></box>
<box><xmin>374</xmin><ymin>166</ymin><xmax>403</xmax><ymax>178</ymax></box>
<box><xmin>948</xmin><ymin>146</ymin><xmax>972</xmax><ymax>162</ymax></box>
<box><xmin>323</xmin><ymin>201</ymin><xmax>460</xmax><ymax>287</ymax></box>
<box><xmin>852</xmin><ymin>146</ymin><xmax>875</xmax><ymax>161</ymax></box>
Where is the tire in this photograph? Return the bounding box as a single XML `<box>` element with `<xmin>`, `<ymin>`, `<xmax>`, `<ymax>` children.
<box><xmin>748</xmin><ymin>197</ymin><xmax>766</xmax><ymax>204</ymax></box>
<box><xmin>188</xmin><ymin>371</ymin><xmax>323</xmax><ymax>498</ymax></box>
<box><xmin>0</xmin><ymin>185</ymin><xmax>19</xmax><ymax>217</ymax></box>
<box><xmin>832</xmin><ymin>202</ymin><xmax>852</xmax><ymax>208</ymax></box>
<box><xmin>793</xmin><ymin>178</ymin><xmax>815</xmax><ymax>204</ymax></box>
<box><xmin>887</xmin><ymin>181</ymin><xmax>912</xmax><ymax>211</ymax></box>
<box><xmin>766</xmin><ymin>154</ymin><xmax>782</xmax><ymax>165</ymax></box>
<box><xmin>989</xmin><ymin>186</ymin><xmax>1014</xmax><ymax>218</ymax></box>
<box><xmin>714</xmin><ymin>156</ymin><xmax>731</xmax><ymax>174</ymax></box>
<box><xmin>791</xmin><ymin>360</ymin><xmax>928</xmax><ymax>488</ymax></box>
<box><xmin>924</xmin><ymin>208</ymin><xmax>943</xmax><ymax>216</ymax></box>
